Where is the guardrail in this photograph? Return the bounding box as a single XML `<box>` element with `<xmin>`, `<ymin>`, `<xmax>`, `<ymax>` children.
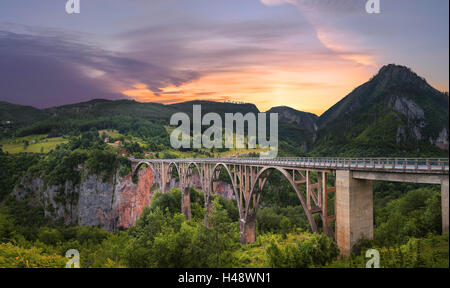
<box><xmin>131</xmin><ymin>157</ymin><xmax>449</xmax><ymax>174</ymax></box>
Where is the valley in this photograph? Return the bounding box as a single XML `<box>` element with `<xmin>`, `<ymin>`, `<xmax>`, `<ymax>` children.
<box><xmin>0</xmin><ymin>64</ymin><xmax>448</xmax><ymax>268</ymax></box>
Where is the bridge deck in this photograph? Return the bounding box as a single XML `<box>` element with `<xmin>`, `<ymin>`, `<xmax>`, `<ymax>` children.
<box><xmin>131</xmin><ymin>157</ymin><xmax>449</xmax><ymax>174</ymax></box>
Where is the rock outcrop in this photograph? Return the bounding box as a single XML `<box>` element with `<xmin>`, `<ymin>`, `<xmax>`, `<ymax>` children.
<box><xmin>13</xmin><ymin>166</ymin><xmax>156</xmax><ymax>231</ymax></box>
<box><xmin>12</xmin><ymin>166</ymin><xmax>235</xmax><ymax>231</ymax></box>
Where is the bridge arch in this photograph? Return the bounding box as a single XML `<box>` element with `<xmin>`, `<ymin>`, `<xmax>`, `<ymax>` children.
<box><xmin>165</xmin><ymin>162</ymin><xmax>181</xmax><ymax>191</ymax></box>
<box><xmin>187</xmin><ymin>162</ymin><xmax>204</xmax><ymax>192</ymax></box>
<box><xmin>210</xmin><ymin>163</ymin><xmax>241</xmax><ymax>211</ymax></box>
<box><xmin>248</xmin><ymin>166</ymin><xmax>318</xmax><ymax>233</ymax></box>
<box><xmin>132</xmin><ymin>160</ymin><xmax>158</xmax><ymax>180</ymax></box>
<box><xmin>167</xmin><ymin>162</ymin><xmax>180</xmax><ymax>177</ymax></box>
<box><xmin>132</xmin><ymin>160</ymin><xmax>164</xmax><ymax>192</ymax></box>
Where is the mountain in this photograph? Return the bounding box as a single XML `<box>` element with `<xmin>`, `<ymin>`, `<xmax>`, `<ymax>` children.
<box><xmin>268</xmin><ymin>106</ymin><xmax>318</xmax><ymax>134</ymax></box>
<box><xmin>1</xmin><ymin>64</ymin><xmax>448</xmax><ymax>157</ymax></box>
<box><xmin>170</xmin><ymin>100</ymin><xmax>260</xmax><ymax>115</ymax></box>
<box><xmin>265</xmin><ymin>106</ymin><xmax>319</xmax><ymax>154</ymax></box>
<box><xmin>0</xmin><ymin>101</ymin><xmax>49</xmax><ymax>138</ymax></box>
<box><xmin>0</xmin><ymin>99</ymin><xmax>179</xmax><ymax>138</ymax></box>
<box><xmin>0</xmin><ymin>101</ymin><xmax>48</xmax><ymax>125</ymax></box>
<box><xmin>44</xmin><ymin>99</ymin><xmax>177</xmax><ymax>120</ymax></box>
<box><xmin>312</xmin><ymin>64</ymin><xmax>449</xmax><ymax>156</ymax></box>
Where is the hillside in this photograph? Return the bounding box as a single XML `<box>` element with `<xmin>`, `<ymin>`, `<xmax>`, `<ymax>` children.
<box><xmin>1</xmin><ymin>64</ymin><xmax>448</xmax><ymax>157</ymax></box>
<box><xmin>311</xmin><ymin>64</ymin><xmax>449</xmax><ymax>157</ymax></box>
<box><xmin>170</xmin><ymin>100</ymin><xmax>260</xmax><ymax>116</ymax></box>
<box><xmin>0</xmin><ymin>102</ymin><xmax>49</xmax><ymax>138</ymax></box>
<box><xmin>268</xmin><ymin>106</ymin><xmax>318</xmax><ymax>134</ymax></box>
<box><xmin>0</xmin><ymin>65</ymin><xmax>448</xmax><ymax>269</ymax></box>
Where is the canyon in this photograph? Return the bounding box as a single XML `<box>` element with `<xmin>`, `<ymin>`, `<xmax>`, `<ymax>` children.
<box><xmin>12</xmin><ymin>166</ymin><xmax>234</xmax><ymax>231</ymax></box>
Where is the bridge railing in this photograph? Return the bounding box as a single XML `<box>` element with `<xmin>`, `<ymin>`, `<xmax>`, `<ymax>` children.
<box><xmin>131</xmin><ymin>157</ymin><xmax>449</xmax><ymax>173</ymax></box>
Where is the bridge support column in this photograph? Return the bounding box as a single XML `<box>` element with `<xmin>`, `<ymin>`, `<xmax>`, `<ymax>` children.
<box><xmin>182</xmin><ymin>188</ymin><xmax>191</xmax><ymax>220</ymax></box>
<box><xmin>442</xmin><ymin>178</ymin><xmax>449</xmax><ymax>233</ymax></box>
<box><xmin>204</xmin><ymin>199</ymin><xmax>212</xmax><ymax>227</ymax></box>
<box><xmin>240</xmin><ymin>212</ymin><xmax>257</xmax><ymax>244</ymax></box>
<box><xmin>335</xmin><ymin>170</ymin><xmax>373</xmax><ymax>256</ymax></box>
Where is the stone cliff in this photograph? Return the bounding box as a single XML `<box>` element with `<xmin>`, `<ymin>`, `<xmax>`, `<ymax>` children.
<box><xmin>12</xmin><ymin>166</ymin><xmax>234</xmax><ymax>231</ymax></box>
<box><xmin>13</xmin><ymin>166</ymin><xmax>156</xmax><ymax>231</ymax></box>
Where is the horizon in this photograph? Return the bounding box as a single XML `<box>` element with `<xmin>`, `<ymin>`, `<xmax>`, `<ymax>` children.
<box><xmin>1</xmin><ymin>0</ymin><xmax>449</xmax><ymax>115</ymax></box>
<box><xmin>2</xmin><ymin>63</ymin><xmax>447</xmax><ymax>117</ymax></box>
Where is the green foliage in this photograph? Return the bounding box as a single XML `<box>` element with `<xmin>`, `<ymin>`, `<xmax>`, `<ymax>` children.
<box><xmin>73</xmin><ymin>226</ymin><xmax>109</xmax><ymax>246</ymax></box>
<box><xmin>257</xmin><ymin>206</ymin><xmax>309</xmax><ymax>234</ymax></box>
<box><xmin>216</xmin><ymin>195</ymin><xmax>239</xmax><ymax>222</ymax></box>
<box><xmin>85</xmin><ymin>149</ymin><xmax>117</xmax><ymax>179</ymax></box>
<box><xmin>150</xmin><ymin>189</ymin><xmax>182</xmax><ymax>215</ymax></box>
<box><xmin>118</xmin><ymin>157</ymin><xmax>131</xmax><ymax>178</ymax></box>
<box><xmin>0</xmin><ymin>211</ymin><xmax>15</xmax><ymax>243</ymax></box>
<box><xmin>0</xmin><ymin>149</ymin><xmax>40</xmax><ymax>201</ymax></box>
<box><xmin>125</xmin><ymin>199</ymin><xmax>239</xmax><ymax>268</ymax></box>
<box><xmin>0</xmin><ymin>242</ymin><xmax>66</xmax><ymax>268</ymax></box>
<box><xmin>265</xmin><ymin>233</ymin><xmax>339</xmax><ymax>268</ymax></box>
<box><xmin>328</xmin><ymin>234</ymin><xmax>449</xmax><ymax>268</ymax></box>
<box><xmin>38</xmin><ymin>228</ymin><xmax>64</xmax><ymax>246</ymax></box>
<box><xmin>259</xmin><ymin>171</ymin><xmax>302</xmax><ymax>207</ymax></box>
<box><xmin>0</xmin><ymin>200</ymin><xmax>48</xmax><ymax>241</ymax></box>
<box><xmin>374</xmin><ymin>188</ymin><xmax>442</xmax><ymax>246</ymax></box>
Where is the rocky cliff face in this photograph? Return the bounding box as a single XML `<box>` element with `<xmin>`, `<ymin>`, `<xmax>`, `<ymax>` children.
<box><xmin>268</xmin><ymin>106</ymin><xmax>318</xmax><ymax>134</ymax></box>
<box><xmin>111</xmin><ymin>168</ymin><xmax>154</xmax><ymax>230</ymax></box>
<box><xmin>12</xmin><ymin>166</ymin><xmax>235</xmax><ymax>231</ymax></box>
<box><xmin>13</xmin><ymin>166</ymin><xmax>156</xmax><ymax>231</ymax></box>
<box><xmin>313</xmin><ymin>64</ymin><xmax>449</xmax><ymax>155</ymax></box>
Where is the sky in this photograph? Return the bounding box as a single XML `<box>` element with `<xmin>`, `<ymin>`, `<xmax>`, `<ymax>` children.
<box><xmin>0</xmin><ymin>0</ymin><xmax>448</xmax><ymax>115</ymax></box>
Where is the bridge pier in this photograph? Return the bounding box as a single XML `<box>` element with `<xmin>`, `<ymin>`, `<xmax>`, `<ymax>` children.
<box><xmin>240</xmin><ymin>212</ymin><xmax>257</xmax><ymax>244</ymax></box>
<box><xmin>442</xmin><ymin>178</ymin><xmax>449</xmax><ymax>233</ymax></box>
<box><xmin>182</xmin><ymin>188</ymin><xmax>191</xmax><ymax>220</ymax></box>
<box><xmin>335</xmin><ymin>170</ymin><xmax>373</xmax><ymax>256</ymax></box>
<box><xmin>204</xmin><ymin>199</ymin><xmax>212</xmax><ymax>227</ymax></box>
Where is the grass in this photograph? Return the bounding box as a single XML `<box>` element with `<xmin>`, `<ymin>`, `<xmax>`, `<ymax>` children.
<box><xmin>98</xmin><ymin>129</ymin><xmax>124</xmax><ymax>139</ymax></box>
<box><xmin>1</xmin><ymin>135</ymin><xmax>67</xmax><ymax>154</ymax></box>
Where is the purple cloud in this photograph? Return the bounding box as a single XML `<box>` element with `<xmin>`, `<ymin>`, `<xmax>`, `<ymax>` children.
<box><xmin>0</xmin><ymin>24</ymin><xmax>199</xmax><ymax>107</ymax></box>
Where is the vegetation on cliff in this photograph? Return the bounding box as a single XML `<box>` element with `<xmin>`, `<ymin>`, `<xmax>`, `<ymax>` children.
<box><xmin>0</xmin><ymin>181</ymin><xmax>448</xmax><ymax>268</ymax></box>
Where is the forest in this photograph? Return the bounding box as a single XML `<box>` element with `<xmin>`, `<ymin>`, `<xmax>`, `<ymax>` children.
<box><xmin>0</xmin><ymin>132</ymin><xmax>448</xmax><ymax>268</ymax></box>
<box><xmin>0</xmin><ymin>93</ymin><xmax>449</xmax><ymax>268</ymax></box>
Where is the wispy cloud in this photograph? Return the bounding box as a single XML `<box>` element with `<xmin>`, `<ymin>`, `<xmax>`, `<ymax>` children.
<box><xmin>0</xmin><ymin>23</ymin><xmax>199</xmax><ymax>107</ymax></box>
<box><xmin>0</xmin><ymin>0</ymin><xmax>448</xmax><ymax>113</ymax></box>
<box><xmin>260</xmin><ymin>0</ymin><xmax>378</xmax><ymax>67</ymax></box>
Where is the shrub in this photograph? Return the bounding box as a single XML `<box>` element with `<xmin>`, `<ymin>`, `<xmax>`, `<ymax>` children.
<box><xmin>265</xmin><ymin>233</ymin><xmax>339</xmax><ymax>268</ymax></box>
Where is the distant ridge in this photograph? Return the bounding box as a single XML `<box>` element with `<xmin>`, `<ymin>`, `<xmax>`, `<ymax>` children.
<box><xmin>1</xmin><ymin>64</ymin><xmax>448</xmax><ymax>156</ymax></box>
<box><xmin>267</xmin><ymin>106</ymin><xmax>318</xmax><ymax>134</ymax></box>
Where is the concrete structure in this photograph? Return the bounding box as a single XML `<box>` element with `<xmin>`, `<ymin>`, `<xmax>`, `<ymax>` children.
<box><xmin>335</xmin><ymin>170</ymin><xmax>373</xmax><ymax>256</ymax></box>
<box><xmin>131</xmin><ymin>157</ymin><xmax>449</xmax><ymax>256</ymax></box>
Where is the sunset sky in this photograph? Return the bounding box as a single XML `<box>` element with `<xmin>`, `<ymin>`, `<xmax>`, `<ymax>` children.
<box><xmin>0</xmin><ymin>0</ymin><xmax>448</xmax><ymax>115</ymax></box>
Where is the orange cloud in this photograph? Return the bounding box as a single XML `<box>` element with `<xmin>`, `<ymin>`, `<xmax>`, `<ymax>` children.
<box><xmin>121</xmin><ymin>61</ymin><xmax>374</xmax><ymax>115</ymax></box>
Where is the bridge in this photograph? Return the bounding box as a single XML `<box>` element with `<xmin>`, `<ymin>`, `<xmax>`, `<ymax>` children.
<box><xmin>130</xmin><ymin>157</ymin><xmax>449</xmax><ymax>255</ymax></box>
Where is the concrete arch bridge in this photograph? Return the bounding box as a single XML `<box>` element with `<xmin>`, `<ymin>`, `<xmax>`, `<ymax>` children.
<box><xmin>130</xmin><ymin>157</ymin><xmax>449</xmax><ymax>255</ymax></box>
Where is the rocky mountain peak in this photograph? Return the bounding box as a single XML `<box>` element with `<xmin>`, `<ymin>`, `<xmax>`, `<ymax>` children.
<box><xmin>374</xmin><ymin>64</ymin><xmax>430</xmax><ymax>89</ymax></box>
